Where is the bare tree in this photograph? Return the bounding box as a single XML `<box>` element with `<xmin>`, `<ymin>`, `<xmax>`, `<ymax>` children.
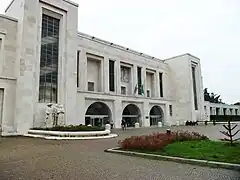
<box><xmin>220</xmin><ymin>117</ymin><xmax>240</xmax><ymax>145</ymax></box>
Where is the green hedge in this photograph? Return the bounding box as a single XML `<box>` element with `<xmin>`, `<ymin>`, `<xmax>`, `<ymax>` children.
<box><xmin>31</xmin><ymin>125</ymin><xmax>105</xmax><ymax>132</ymax></box>
<box><xmin>210</xmin><ymin>115</ymin><xmax>240</xmax><ymax>122</ymax></box>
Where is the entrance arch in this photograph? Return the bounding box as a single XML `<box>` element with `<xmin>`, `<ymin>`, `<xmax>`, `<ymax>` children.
<box><xmin>85</xmin><ymin>102</ymin><xmax>112</xmax><ymax>127</ymax></box>
<box><xmin>122</xmin><ymin>104</ymin><xmax>141</xmax><ymax>127</ymax></box>
<box><xmin>149</xmin><ymin>105</ymin><xmax>163</xmax><ymax>126</ymax></box>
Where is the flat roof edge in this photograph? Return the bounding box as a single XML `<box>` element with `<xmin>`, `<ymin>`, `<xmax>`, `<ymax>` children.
<box><xmin>77</xmin><ymin>32</ymin><xmax>164</xmax><ymax>63</ymax></box>
<box><xmin>0</xmin><ymin>14</ymin><xmax>18</xmax><ymax>22</ymax></box>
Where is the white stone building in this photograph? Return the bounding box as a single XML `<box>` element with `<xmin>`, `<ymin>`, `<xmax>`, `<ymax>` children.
<box><xmin>204</xmin><ymin>102</ymin><xmax>240</xmax><ymax>121</ymax></box>
<box><xmin>0</xmin><ymin>0</ymin><xmax>205</xmax><ymax>136</ymax></box>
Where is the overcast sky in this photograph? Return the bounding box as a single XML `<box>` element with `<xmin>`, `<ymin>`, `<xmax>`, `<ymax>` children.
<box><xmin>1</xmin><ymin>0</ymin><xmax>239</xmax><ymax>104</ymax></box>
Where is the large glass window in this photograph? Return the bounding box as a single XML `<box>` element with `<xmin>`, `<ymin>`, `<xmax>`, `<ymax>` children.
<box><xmin>39</xmin><ymin>14</ymin><xmax>60</xmax><ymax>103</ymax></box>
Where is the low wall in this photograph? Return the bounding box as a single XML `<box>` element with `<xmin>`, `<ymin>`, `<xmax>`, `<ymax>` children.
<box><xmin>28</xmin><ymin>129</ymin><xmax>111</xmax><ymax>137</ymax></box>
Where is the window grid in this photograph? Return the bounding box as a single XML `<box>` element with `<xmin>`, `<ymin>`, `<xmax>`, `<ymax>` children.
<box><xmin>39</xmin><ymin>14</ymin><xmax>60</xmax><ymax>103</ymax></box>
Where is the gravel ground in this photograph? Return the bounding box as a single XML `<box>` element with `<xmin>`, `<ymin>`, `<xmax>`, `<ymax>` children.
<box><xmin>0</xmin><ymin>125</ymin><xmax>239</xmax><ymax>180</ymax></box>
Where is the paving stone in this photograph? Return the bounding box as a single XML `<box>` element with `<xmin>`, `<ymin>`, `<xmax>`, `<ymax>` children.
<box><xmin>0</xmin><ymin>125</ymin><xmax>239</xmax><ymax>180</ymax></box>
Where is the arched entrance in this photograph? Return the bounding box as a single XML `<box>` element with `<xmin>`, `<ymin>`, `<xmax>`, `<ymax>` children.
<box><xmin>149</xmin><ymin>105</ymin><xmax>163</xmax><ymax>126</ymax></box>
<box><xmin>85</xmin><ymin>102</ymin><xmax>112</xmax><ymax>127</ymax></box>
<box><xmin>122</xmin><ymin>104</ymin><xmax>141</xmax><ymax>127</ymax></box>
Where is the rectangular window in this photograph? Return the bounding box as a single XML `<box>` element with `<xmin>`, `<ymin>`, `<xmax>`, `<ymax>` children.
<box><xmin>109</xmin><ymin>60</ymin><xmax>115</xmax><ymax>92</ymax></box>
<box><xmin>88</xmin><ymin>82</ymin><xmax>94</xmax><ymax>91</ymax></box>
<box><xmin>121</xmin><ymin>86</ymin><xmax>126</xmax><ymax>95</ymax></box>
<box><xmin>39</xmin><ymin>14</ymin><xmax>60</xmax><ymax>103</ymax></box>
<box><xmin>235</xmin><ymin>109</ymin><xmax>238</xmax><ymax>115</ymax></box>
<box><xmin>169</xmin><ymin>105</ymin><xmax>173</xmax><ymax>116</ymax></box>
<box><xmin>77</xmin><ymin>51</ymin><xmax>80</xmax><ymax>88</ymax></box>
<box><xmin>137</xmin><ymin>67</ymin><xmax>142</xmax><ymax>95</ymax></box>
<box><xmin>159</xmin><ymin>73</ymin><xmax>163</xmax><ymax>97</ymax></box>
<box><xmin>192</xmin><ymin>66</ymin><xmax>198</xmax><ymax>110</ymax></box>
<box><xmin>147</xmin><ymin>90</ymin><xmax>150</xmax><ymax>97</ymax></box>
<box><xmin>0</xmin><ymin>38</ymin><xmax>2</xmax><ymax>50</ymax></box>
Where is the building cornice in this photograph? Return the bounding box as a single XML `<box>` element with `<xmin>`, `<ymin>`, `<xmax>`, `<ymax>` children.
<box><xmin>77</xmin><ymin>32</ymin><xmax>164</xmax><ymax>64</ymax></box>
<box><xmin>63</xmin><ymin>0</ymin><xmax>79</xmax><ymax>7</ymax></box>
<box><xmin>0</xmin><ymin>14</ymin><xmax>18</xmax><ymax>22</ymax></box>
<box><xmin>164</xmin><ymin>53</ymin><xmax>200</xmax><ymax>62</ymax></box>
<box><xmin>5</xmin><ymin>0</ymin><xmax>15</xmax><ymax>13</ymax></box>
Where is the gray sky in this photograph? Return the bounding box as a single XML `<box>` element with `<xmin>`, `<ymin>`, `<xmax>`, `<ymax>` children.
<box><xmin>1</xmin><ymin>0</ymin><xmax>239</xmax><ymax>104</ymax></box>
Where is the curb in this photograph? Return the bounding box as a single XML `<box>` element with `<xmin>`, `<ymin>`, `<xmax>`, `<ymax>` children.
<box><xmin>104</xmin><ymin>148</ymin><xmax>240</xmax><ymax>171</ymax></box>
<box><xmin>24</xmin><ymin>134</ymin><xmax>118</xmax><ymax>140</ymax></box>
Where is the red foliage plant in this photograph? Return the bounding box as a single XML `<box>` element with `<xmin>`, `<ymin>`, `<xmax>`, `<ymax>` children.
<box><xmin>118</xmin><ymin>131</ymin><xmax>208</xmax><ymax>151</ymax></box>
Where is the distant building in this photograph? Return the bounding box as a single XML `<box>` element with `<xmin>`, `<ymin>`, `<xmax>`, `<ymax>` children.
<box><xmin>0</xmin><ymin>0</ymin><xmax>205</xmax><ymax>135</ymax></box>
<box><xmin>204</xmin><ymin>102</ymin><xmax>240</xmax><ymax>121</ymax></box>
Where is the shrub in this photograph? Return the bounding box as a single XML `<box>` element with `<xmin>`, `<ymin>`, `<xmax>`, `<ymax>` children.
<box><xmin>119</xmin><ymin>131</ymin><xmax>208</xmax><ymax>151</ymax></box>
<box><xmin>31</xmin><ymin>125</ymin><xmax>105</xmax><ymax>132</ymax></box>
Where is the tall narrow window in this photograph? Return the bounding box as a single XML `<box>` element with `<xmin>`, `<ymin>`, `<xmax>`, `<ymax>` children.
<box><xmin>109</xmin><ymin>60</ymin><xmax>115</xmax><ymax>92</ymax></box>
<box><xmin>39</xmin><ymin>14</ymin><xmax>60</xmax><ymax>103</ymax></box>
<box><xmin>159</xmin><ymin>73</ymin><xmax>163</xmax><ymax>97</ymax></box>
<box><xmin>77</xmin><ymin>51</ymin><xmax>80</xmax><ymax>88</ymax></box>
<box><xmin>223</xmin><ymin>108</ymin><xmax>226</xmax><ymax>116</ymax></box>
<box><xmin>210</xmin><ymin>107</ymin><xmax>213</xmax><ymax>115</ymax></box>
<box><xmin>192</xmin><ymin>66</ymin><xmax>198</xmax><ymax>110</ymax></box>
<box><xmin>169</xmin><ymin>105</ymin><xmax>173</xmax><ymax>116</ymax></box>
<box><xmin>235</xmin><ymin>109</ymin><xmax>238</xmax><ymax>115</ymax></box>
<box><xmin>137</xmin><ymin>67</ymin><xmax>142</xmax><ymax>95</ymax></box>
<box><xmin>0</xmin><ymin>38</ymin><xmax>2</xmax><ymax>50</ymax></box>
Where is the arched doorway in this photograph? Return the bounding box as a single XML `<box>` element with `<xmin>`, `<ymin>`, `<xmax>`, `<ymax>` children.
<box><xmin>85</xmin><ymin>102</ymin><xmax>112</xmax><ymax>127</ymax></box>
<box><xmin>122</xmin><ymin>104</ymin><xmax>141</xmax><ymax>127</ymax></box>
<box><xmin>149</xmin><ymin>106</ymin><xmax>163</xmax><ymax>126</ymax></box>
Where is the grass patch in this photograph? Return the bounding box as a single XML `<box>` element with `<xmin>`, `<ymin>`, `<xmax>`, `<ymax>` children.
<box><xmin>31</xmin><ymin>125</ymin><xmax>105</xmax><ymax>132</ymax></box>
<box><xmin>129</xmin><ymin>140</ymin><xmax>240</xmax><ymax>164</ymax></box>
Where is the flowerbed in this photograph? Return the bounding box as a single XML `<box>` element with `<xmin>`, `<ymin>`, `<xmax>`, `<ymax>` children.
<box><xmin>118</xmin><ymin>131</ymin><xmax>208</xmax><ymax>150</ymax></box>
<box><xmin>31</xmin><ymin>125</ymin><xmax>105</xmax><ymax>132</ymax></box>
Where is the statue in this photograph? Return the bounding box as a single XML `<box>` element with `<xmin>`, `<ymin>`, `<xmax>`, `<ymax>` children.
<box><xmin>45</xmin><ymin>103</ymin><xmax>65</xmax><ymax>127</ymax></box>
<box><xmin>57</xmin><ymin>104</ymin><xmax>65</xmax><ymax>126</ymax></box>
<box><xmin>45</xmin><ymin>103</ymin><xmax>53</xmax><ymax>128</ymax></box>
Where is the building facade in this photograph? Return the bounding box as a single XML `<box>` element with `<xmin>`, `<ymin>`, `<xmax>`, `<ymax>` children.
<box><xmin>0</xmin><ymin>0</ymin><xmax>205</xmax><ymax>136</ymax></box>
<box><xmin>204</xmin><ymin>102</ymin><xmax>240</xmax><ymax>121</ymax></box>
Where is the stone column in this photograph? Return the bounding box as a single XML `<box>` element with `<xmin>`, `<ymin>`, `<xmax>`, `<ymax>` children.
<box><xmin>15</xmin><ymin>0</ymin><xmax>39</xmax><ymax>134</ymax></box>
<box><xmin>153</xmin><ymin>72</ymin><xmax>157</xmax><ymax>98</ymax></box>
<box><xmin>116</xmin><ymin>60</ymin><xmax>121</xmax><ymax>95</ymax></box>
<box><xmin>79</xmin><ymin>49</ymin><xmax>88</xmax><ymax>91</ymax></box>
<box><xmin>132</xmin><ymin>65</ymin><xmax>137</xmax><ymax>96</ymax></box>
<box><xmin>77</xmin><ymin>94</ymin><xmax>85</xmax><ymax>125</ymax></box>
<box><xmin>62</xmin><ymin>2</ymin><xmax>78</xmax><ymax>125</ymax></box>
<box><xmin>114</xmin><ymin>99</ymin><xmax>122</xmax><ymax>128</ymax></box>
<box><xmin>143</xmin><ymin>101</ymin><xmax>150</xmax><ymax>127</ymax></box>
<box><xmin>142</xmin><ymin>67</ymin><xmax>146</xmax><ymax>97</ymax></box>
<box><xmin>103</xmin><ymin>56</ymin><xmax>109</xmax><ymax>93</ymax></box>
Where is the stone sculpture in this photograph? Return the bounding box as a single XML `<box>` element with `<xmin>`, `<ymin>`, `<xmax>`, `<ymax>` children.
<box><xmin>45</xmin><ymin>103</ymin><xmax>65</xmax><ymax>127</ymax></box>
<box><xmin>45</xmin><ymin>103</ymin><xmax>53</xmax><ymax>128</ymax></box>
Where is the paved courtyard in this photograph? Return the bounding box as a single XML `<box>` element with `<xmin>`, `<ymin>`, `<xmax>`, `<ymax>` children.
<box><xmin>0</xmin><ymin>125</ymin><xmax>239</xmax><ymax>180</ymax></box>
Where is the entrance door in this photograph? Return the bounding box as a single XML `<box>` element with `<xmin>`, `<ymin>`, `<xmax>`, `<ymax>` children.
<box><xmin>0</xmin><ymin>89</ymin><xmax>4</xmax><ymax>133</ymax></box>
